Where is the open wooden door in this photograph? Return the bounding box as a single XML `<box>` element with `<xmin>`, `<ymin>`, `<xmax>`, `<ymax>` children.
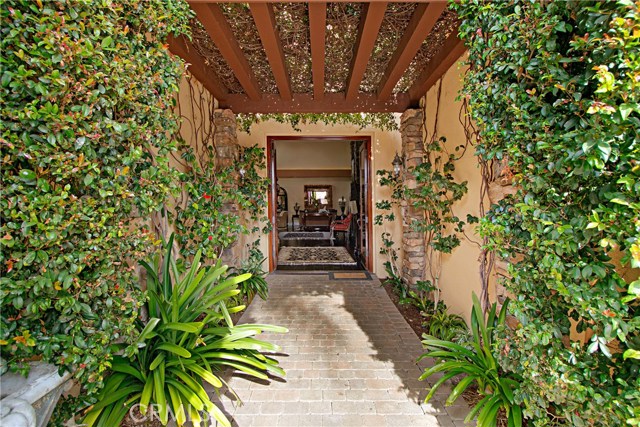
<box><xmin>267</xmin><ymin>138</ymin><xmax>278</xmax><ymax>272</ymax></box>
<box><xmin>350</xmin><ymin>139</ymin><xmax>372</xmax><ymax>271</ymax></box>
<box><xmin>357</xmin><ymin>141</ymin><xmax>372</xmax><ymax>271</ymax></box>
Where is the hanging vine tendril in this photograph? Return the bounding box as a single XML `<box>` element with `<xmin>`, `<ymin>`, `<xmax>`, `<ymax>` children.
<box><xmin>169</xmin><ymin>72</ymin><xmax>271</xmax><ymax>262</ymax></box>
<box><xmin>458</xmin><ymin>96</ymin><xmax>495</xmax><ymax>312</ymax></box>
<box><xmin>375</xmin><ymin>78</ymin><xmax>474</xmax><ymax>314</ymax></box>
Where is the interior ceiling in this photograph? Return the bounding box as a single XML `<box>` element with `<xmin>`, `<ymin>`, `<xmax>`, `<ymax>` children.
<box><xmin>169</xmin><ymin>1</ymin><xmax>466</xmax><ymax>113</ymax></box>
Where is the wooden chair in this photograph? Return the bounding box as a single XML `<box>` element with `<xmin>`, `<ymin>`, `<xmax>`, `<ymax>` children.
<box><xmin>330</xmin><ymin>213</ymin><xmax>353</xmax><ymax>246</ymax></box>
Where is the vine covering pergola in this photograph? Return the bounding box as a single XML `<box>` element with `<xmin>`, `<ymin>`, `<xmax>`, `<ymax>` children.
<box><xmin>169</xmin><ymin>1</ymin><xmax>464</xmax><ymax>113</ymax></box>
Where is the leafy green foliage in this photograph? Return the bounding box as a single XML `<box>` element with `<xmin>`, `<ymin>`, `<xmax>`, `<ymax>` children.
<box><xmin>0</xmin><ymin>0</ymin><xmax>191</xmax><ymax>392</ymax></box>
<box><xmin>406</xmin><ymin>137</ymin><xmax>470</xmax><ymax>254</ymax></box>
<box><xmin>376</xmin><ymin>134</ymin><xmax>472</xmax><ymax>311</ymax></box>
<box><xmin>455</xmin><ymin>0</ymin><xmax>640</xmax><ymax>424</ymax></box>
<box><xmin>81</xmin><ymin>236</ymin><xmax>286</xmax><ymax>427</ymax></box>
<box><xmin>237</xmin><ymin>112</ymin><xmax>398</xmax><ymax>134</ymax></box>
<box><xmin>426</xmin><ymin>307</ymin><xmax>469</xmax><ymax>343</ymax></box>
<box><xmin>229</xmin><ymin>242</ymin><xmax>269</xmax><ymax>301</ymax></box>
<box><xmin>400</xmin><ymin>280</ymin><xmax>437</xmax><ymax>313</ymax></box>
<box><xmin>420</xmin><ymin>295</ymin><xmax>522</xmax><ymax>427</ymax></box>
<box><xmin>174</xmin><ymin>144</ymin><xmax>270</xmax><ymax>260</ymax></box>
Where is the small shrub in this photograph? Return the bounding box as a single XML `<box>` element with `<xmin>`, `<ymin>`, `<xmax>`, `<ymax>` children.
<box><xmin>419</xmin><ymin>294</ymin><xmax>522</xmax><ymax>427</ymax></box>
<box><xmin>230</xmin><ymin>242</ymin><xmax>269</xmax><ymax>301</ymax></box>
<box><xmin>426</xmin><ymin>307</ymin><xmax>469</xmax><ymax>343</ymax></box>
<box><xmin>80</xmin><ymin>235</ymin><xmax>286</xmax><ymax>427</ymax></box>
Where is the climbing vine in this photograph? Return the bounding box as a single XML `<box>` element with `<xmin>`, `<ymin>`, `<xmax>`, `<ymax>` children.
<box><xmin>0</xmin><ymin>0</ymin><xmax>191</xmax><ymax>394</ymax></box>
<box><xmin>376</xmin><ymin>83</ymin><xmax>473</xmax><ymax>311</ymax></box>
<box><xmin>455</xmin><ymin>0</ymin><xmax>639</xmax><ymax>425</ymax></box>
<box><xmin>172</xmin><ymin>75</ymin><xmax>270</xmax><ymax>261</ymax></box>
<box><xmin>237</xmin><ymin>112</ymin><xmax>398</xmax><ymax>134</ymax></box>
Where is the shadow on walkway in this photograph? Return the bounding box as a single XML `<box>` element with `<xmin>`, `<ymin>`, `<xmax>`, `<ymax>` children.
<box><xmin>209</xmin><ymin>271</ymin><xmax>468</xmax><ymax>427</ymax></box>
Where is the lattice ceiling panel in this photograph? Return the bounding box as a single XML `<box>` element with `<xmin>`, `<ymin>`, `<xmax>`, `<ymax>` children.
<box><xmin>273</xmin><ymin>2</ymin><xmax>313</xmax><ymax>94</ymax></box>
<box><xmin>177</xmin><ymin>2</ymin><xmax>466</xmax><ymax>113</ymax></box>
<box><xmin>395</xmin><ymin>8</ymin><xmax>459</xmax><ymax>93</ymax></box>
<box><xmin>219</xmin><ymin>3</ymin><xmax>279</xmax><ymax>94</ymax></box>
<box><xmin>190</xmin><ymin>20</ymin><xmax>244</xmax><ymax>94</ymax></box>
<box><xmin>359</xmin><ymin>3</ymin><xmax>417</xmax><ymax>93</ymax></box>
<box><xmin>324</xmin><ymin>2</ymin><xmax>362</xmax><ymax>93</ymax></box>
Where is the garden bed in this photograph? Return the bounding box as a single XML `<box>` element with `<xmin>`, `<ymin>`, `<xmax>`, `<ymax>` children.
<box><xmin>381</xmin><ymin>281</ymin><xmax>428</xmax><ymax>338</ymax></box>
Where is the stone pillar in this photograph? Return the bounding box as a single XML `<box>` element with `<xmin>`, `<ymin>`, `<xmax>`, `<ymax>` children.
<box><xmin>400</xmin><ymin>109</ymin><xmax>426</xmax><ymax>286</ymax></box>
<box><xmin>213</xmin><ymin>109</ymin><xmax>240</xmax><ymax>266</ymax></box>
<box><xmin>487</xmin><ymin>158</ymin><xmax>519</xmax><ymax>308</ymax></box>
<box><xmin>213</xmin><ymin>109</ymin><xmax>239</xmax><ymax>168</ymax></box>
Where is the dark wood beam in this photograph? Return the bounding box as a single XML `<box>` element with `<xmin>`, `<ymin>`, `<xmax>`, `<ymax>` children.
<box><xmin>277</xmin><ymin>169</ymin><xmax>351</xmax><ymax>178</ymax></box>
<box><xmin>345</xmin><ymin>2</ymin><xmax>388</xmax><ymax>101</ymax></box>
<box><xmin>409</xmin><ymin>28</ymin><xmax>466</xmax><ymax>103</ymax></box>
<box><xmin>190</xmin><ymin>3</ymin><xmax>262</xmax><ymax>100</ymax></box>
<box><xmin>167</xmin><ymin>34</ymin><xmax>228</xmax><ymax>102</ymax></box>
<box><xmin>250</xmin><ymin>3</ymin><xmax>292</xmax><ymax>101</ymax></box>
<box><xmin>309</xmin><ymin>2</ymin><xmax>327</xmax><ymax>100</ymax></box>
<box><xmin>224</xmin><ymin>92</ymin><xmax>411</xmax><ymax>113</ymax></box>
<box><xmin>376</xmin><ymin>2</ymin><xmax>447</xmax><ymax>101</ymax></box>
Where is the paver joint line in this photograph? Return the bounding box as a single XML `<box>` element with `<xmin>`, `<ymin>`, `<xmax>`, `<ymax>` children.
<box><xmin>212</xmin><ymin>271</ymin><xmax>467</xmax><ymax>427</ymax></box>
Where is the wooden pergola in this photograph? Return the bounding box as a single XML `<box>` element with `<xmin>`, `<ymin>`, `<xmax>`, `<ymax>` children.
<box><xmin>169</xmin><ymin>1</ymin><xmax>466</xmax><ymax>113</ymax></box>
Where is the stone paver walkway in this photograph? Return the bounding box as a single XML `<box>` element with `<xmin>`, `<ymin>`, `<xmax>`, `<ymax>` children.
<box><xmin>214</xmin><ymin>271</ymin><xmax>470</xmax><ymax>427</ymax></box>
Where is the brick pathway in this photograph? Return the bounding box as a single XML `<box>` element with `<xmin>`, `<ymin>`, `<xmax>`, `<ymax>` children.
<box><xmin>214</xmin><ymin>271</ymin><xmax>470</xmax><ymax>427</ymax></box>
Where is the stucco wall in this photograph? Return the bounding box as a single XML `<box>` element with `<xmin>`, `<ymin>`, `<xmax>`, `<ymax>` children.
<box><xmin>151</xmin><ymin>74</ymin><xmax>216</xmax><ymax>243</ymax></box>
<box><xmin>169</xmin><ymin>74</ymin><xmax>247</xmax><ymax>266</ymax></box>
<box><xmin>420</xmin><ymin>56</ymin><xmax>487</xmax><ymax>322</ymax></box>
<box><xmin>276</xmin><ymin>139</ymin><xmax>351</xmax><ymax>169</ymax></box>
<box><xmin>237</xmin><ymin>120</ymin><xmax>403</xmax><ymax>276</ymax></box>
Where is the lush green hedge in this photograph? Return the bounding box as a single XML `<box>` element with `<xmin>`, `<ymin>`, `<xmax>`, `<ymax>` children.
<box><xmin>455</xmin><ymin>0</ymin><xmax>639</xmax><ymax>425</ymax></box>
<box><xmin>0</xmin><ymin>0</ymin><xmax>191</xmax><ymax>393</ymax></box>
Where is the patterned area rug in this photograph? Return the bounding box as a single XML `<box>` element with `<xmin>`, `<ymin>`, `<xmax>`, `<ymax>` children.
<box><xmin>278</xmin><ymin>246</ymin><xmax>357</xmax><ymax>267</ymax></box>
<box><xmin>279</xmin><ymin>232</ymin><xmax>330</xmax><ymax>240</ymax></box>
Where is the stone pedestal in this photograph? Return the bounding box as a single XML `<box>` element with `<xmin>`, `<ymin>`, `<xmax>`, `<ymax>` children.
<box><xmin>0</xmin><ymin>362</ymin><xmax>72</xmax><ymax>427</ymax></box>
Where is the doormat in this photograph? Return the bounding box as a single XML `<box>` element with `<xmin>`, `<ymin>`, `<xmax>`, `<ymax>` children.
<box><xmin>279</xmin><ymin>231</ymin><xmax>330</xmax><ymax>240</ymax></box>
<box><xmin>278</xmin><ymin>246</ymin><xmax>357</xmax><ymax>268</ymax></box>
<box><xmin>328</xmin><ymin>271</ymin><xmax>372</xmax><ymax>281</ymax></box>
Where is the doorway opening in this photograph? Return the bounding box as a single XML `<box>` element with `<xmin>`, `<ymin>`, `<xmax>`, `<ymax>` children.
<box><xmin>266</xmin><ymin>136</ymin><xmax>373</xmax><ymax>272</ymax></box>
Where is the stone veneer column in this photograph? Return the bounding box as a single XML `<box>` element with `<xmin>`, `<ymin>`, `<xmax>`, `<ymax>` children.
<box><xmin>213</xmin><ymin>109</ymin><xmax>240</xmax><ymax>265</ymax></box>
<box><xmin>487</xmin><ymin>159</ymin><xmax>519</xmax><ymax>309</ymax></box>
<box><xmin>400</xmin><ymin>109</ymin><xmax>426</xmax><ymax>287</ymax></box>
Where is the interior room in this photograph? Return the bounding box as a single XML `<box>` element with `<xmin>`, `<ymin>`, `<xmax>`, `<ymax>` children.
<box><xmin>272</xmin><ymin>138</ymin><xmax>367</xmax><ymax>270</ymax></box>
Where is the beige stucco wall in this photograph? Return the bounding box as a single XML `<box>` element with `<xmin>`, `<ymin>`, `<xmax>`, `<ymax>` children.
<box><xmin>168</xmin><ymin>73</ymin><xmax>250</xmax><ymax>266</ymax></box>
<box><xmin>175</xmin><ymin>74</ymin><xmax>214</xmax><ymax>174</ymax></box>
<box><xmin>150</xmin><ymin>73</ymin><xmax>215</xmax><ymax>243</ymax></box>
<box><xmin>276</xmin><ymin>139</ymin><xmax>351</xmax><ymax>169</ymax></box>
<box><xmin>420</xmin><ymin>56</ymin><xmax>487</xmax><ymax>322</ymax></box>
<box><xmin>237</xmin><ymin>120</ymin><xmax>403</xmax><ymax>276</ymax></box>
